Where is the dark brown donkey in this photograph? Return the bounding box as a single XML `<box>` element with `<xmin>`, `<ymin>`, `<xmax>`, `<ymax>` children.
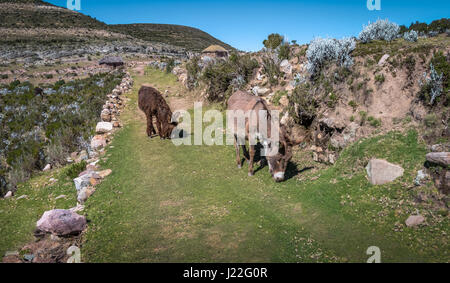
<box><xmin>138</xmin><ymin>86</ymin><xmax>178</xmax><ymax>139</ymax></box>
<box><xmin>227</xmin><ymin>90</ymin><xmax>303</xmax><ymax>182</ymax></box>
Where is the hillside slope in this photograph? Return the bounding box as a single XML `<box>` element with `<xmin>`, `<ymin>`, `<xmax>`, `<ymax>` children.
<box><xmin>110</xmin><ymin>24</ymin><xmax>234</xmax><ymax>52</ymax></box>
<box><xmin>0</xmin><ymin>0</ymin><xmax>234</xmax><ymax>52</ymax></box>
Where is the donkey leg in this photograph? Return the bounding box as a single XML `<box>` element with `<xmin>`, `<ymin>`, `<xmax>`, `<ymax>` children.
<box><xmin>156</xmin><ymin>119</ymin><xmax>163</xmax><ymax>139</ymax></box>
<box><xmin>234</xmin><ymin>137</ymin><xmax>242</xmax><ymax>169</ymax></box>
<box><xmin>248</xmin><ymin>145</ymin><xmax>255</xmax><ymax>176</ymax></box>
<box><xmin>146</xmin><ymin>114</ymin><xmax>155</xmax><ymax>137</ymax></box>
<box><xmin>241</xmin><ymin>144</ymin><xmax>250</xmax><ymax>163</ymax></box>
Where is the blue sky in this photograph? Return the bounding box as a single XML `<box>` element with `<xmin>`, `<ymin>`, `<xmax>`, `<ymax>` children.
<box><xmin>48</xmin><ymin>0</ymin><xmax>449</xmax><ymax>51</ymax></box>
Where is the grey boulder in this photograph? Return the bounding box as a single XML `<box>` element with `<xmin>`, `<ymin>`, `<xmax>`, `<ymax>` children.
<box><xmin>366</xmin><ymin>159</ymin><xmax>404</xmax><ymax>185</ymax></box>
<box><xmin>36</xmin><ymin>209</ymin><xmax>86</xmax><ymax>236</ymax></box>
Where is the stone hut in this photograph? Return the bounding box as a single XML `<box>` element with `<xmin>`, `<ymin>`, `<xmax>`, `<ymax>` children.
<box><xmin>201</xmin><ymin>45</ymin><xmax>229</xmax><ymax>59</ymax></box>
<box><xmin>99</xmin><ymin>56</ymin><xmax>124</xmax><ymax>68</ymax></box>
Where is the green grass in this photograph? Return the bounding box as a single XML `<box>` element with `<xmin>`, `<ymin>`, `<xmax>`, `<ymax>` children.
<box><xmin>0</xmin><ymin>169</ymin><xmax>77</xmax><ymax>257</ymax></box>
<box><xmin>80</xmin><ymin>70</ymin><xmax>448</xmax><ymax>262</ymax></box>
<box><xmin>1</xmin><ymin>68</ymin><xmax>448</xmax><ymax>263</ymax></box>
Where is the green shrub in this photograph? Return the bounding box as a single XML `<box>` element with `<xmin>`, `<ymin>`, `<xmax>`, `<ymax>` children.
<box><xmin>262</xmin><ymin>54</ymin><xmax>282</xmax><ymax>86</ymax></box>
<box><xmin>424</xmin><ymin>114</ymin><xmax>438</xmax><ymax>127</ymax></box>
<box><xmin>348</xmin><ymin>100</ymin><xmax>358</xmax><ymax>111</ymax></box>
<box><xmin>186</xmin><ymin>56</ymin><xmax>201</xmax><ymax>90</ymax></box>
<box><xmin>367</xmin><ymin>116</ymin><xmax>382</xmax><ymax>127</ymax></box>
<box><xmin>359</xmin><ymin>111</ymin><xmax>368</xmax><ymax>126</ymax></box>
<box><xmin>288</xmin><ymin>83</ymin><xmax>318</xmax><ymax>127</ymax></box>
<box><xmin>272</xmin><ymin>90</ymin><xmax>288</xmax><ymax>106</ymax></box>
<box><xmin>263</xmin><ymin>33</ymin><xmax>284</xmax><ymax>50</ymax></box>
<box><xmin>278</xmin><ymin>43</ymin><xmax>291</xmax><ymax>60</ymax></box>
<box><xmin>375</xmin><ymin>74</ymin><xmax>385</xmax><ymax>84</ymax></box>
<box><xmin>165</xmin><ymin>58</ymin><xmax>175</xmax><ymax>74</ymax></box>
<box><xmin>201</xmin><ymin>53</ymin><xmax>258</xmax><ymax>102</ymax></box>
<box><xmin>64</xmin><ymin>161</ymin><xmax>87</xmax><ymax>179</ymax></box>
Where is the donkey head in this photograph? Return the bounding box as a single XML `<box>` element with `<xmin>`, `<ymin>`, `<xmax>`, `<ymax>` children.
<box><xmin>265</xmin><ymin>126</ymin><xmax>303</xmax><ymax>182</ymax></box>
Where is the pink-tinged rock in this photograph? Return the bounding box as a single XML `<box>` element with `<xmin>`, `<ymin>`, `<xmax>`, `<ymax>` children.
<box><xmin>366</xmin><ymin>159</ymin><xmax>404</xmax><ymax>185</ymax></box>
<box><xmin>96</xmin><ymin>122</ymin><xmax>113</xmax><ymax>134</ymax></box>
<box><xmin>91</xmin><ymin>135</ymin><xmax>107</xmax><ymax>150</ymax></box>
<box><xmin>378</xmin><ymin>54</ymin><xmax>390</xmax><ymax>66</ymax></box>
<box><xmin>36</xmin><ymin>209</ymin><xmax>86</xmax><ymax>236</ymax></box>
<box><xmin>405</xmin><ymin>215</ymin><xmax>425</xmax><ymax>227</ymax></box>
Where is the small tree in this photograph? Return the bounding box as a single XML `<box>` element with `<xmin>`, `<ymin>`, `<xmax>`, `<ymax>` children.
<box><xmin>263</xmin><ymin>33</ymin><xmax>284</xmax><ymax>50</ymax></box>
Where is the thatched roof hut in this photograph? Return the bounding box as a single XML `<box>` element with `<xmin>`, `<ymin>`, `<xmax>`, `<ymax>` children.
<box><xmin>99</xmin><ymin>56</ymin><xmax>124</xmax><ymax>68</ymax></box>
<box><xmin>201</xmin><ymin>45</ymin><xmax>228</xmax><ymax>58</ymax></box>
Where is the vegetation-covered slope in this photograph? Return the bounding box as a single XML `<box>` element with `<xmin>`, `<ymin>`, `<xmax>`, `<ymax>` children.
<box><xmin>0</xmin><ymin>0</ymin><xmax>234</xmax><ymax>51</ymax></box>
<box><xmin>109</xmin><ymin>24</ymin><xmax>234</xmax><ymax>52</ymax></box>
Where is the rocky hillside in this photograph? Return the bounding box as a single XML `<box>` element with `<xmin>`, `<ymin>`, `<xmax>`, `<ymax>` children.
<box><xmin>109</xmin><ymin>24</ymin><xmax>234</xmax><ymax>52</ymax></box>
<box><xmin>0</xmin><ymin>0</ymin><xmax>234</xmax><ymax>64</ymax></box>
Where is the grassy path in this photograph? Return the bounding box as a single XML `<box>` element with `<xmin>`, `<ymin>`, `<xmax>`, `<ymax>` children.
<box><xmin>78</xmin><ymin>68</ymin><xmax>448</xmax><ymax>263</ymax></box>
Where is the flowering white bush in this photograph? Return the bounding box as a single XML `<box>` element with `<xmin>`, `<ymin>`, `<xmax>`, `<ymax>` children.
<box><xmin>403</xmin><ymin>30</ymin><xmax>418</xmax><ymax>42</ymax></box>
<box><xmin>358</xmin><ymin>19</ymin><xmax>400</xmax><ymax>43</ymax></box>
<box><xmin>421</xmin><ymin>63</ymin><xmax>444</xmax><ymax>105</ymax></box>
<box><xmin>306</xmin><ymin>37</ymin><xmax>356</xmax><ymax>75</ymax></box>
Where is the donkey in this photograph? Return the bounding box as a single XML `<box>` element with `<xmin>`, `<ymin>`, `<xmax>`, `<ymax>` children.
<box><xmin>227</xmin><ymin>90</ymin><xmax>303</xmax><ymax>182</ymax></box>
<box><xmin>138</xmin><ymin>86</ymin><xmax>178</xmax><ymax>139</ymax></box>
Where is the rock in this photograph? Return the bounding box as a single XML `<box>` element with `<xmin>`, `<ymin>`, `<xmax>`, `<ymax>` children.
<box><xmin>36</xmin><ymin>209</ymin><xmax>87</xmax><ymax>236</ymax></box>
<box><xmin>77</xmin><ymin>150</ymin><xmax>88</xmax><ymax>162</ymax></box>
<box><xmin>69</xmin><ymin>204</ymin><xmax>85</xmax><ymax>213</ymax></box>
<box><xmin>366</xmin><ymin>159</ymin><xmax>404</xmax><ymax>185</ymax></box>
<box><xmin>414</xmin><ymin>170</ymin><xmax>429</xmax><ymax>186</ymax></box>
<box><xmin>280</xmin><ymin>59</ymin><xmax>292</xmax><ymax>74</ymax></box>
<box><xmin>91</xmin><ymin>135</ymin><xmax>107</xmax><ymax>150</ymax></box>
<box><xmin>43</xmin><ymin>164</ymin><xmax>52</xmax><ymax>172</ymax></box>
<box><xmin>101</xmin><ymin>109</ymin><xmax>111</xmax><ymax>122</ymax></box>
<box><xmin>96</xmin><ymin>122</ymin><xmax>113</xmax><ymax>134</ymax></box>
<box><xmin>405</xmin><ymin>215</ymin><xmax>425</xmax><ymax>227</ymax></box>
<box><xmin>4</xmin><ymin>251</ymin><xmax>19</xmax><ymax>257</ymax></box>
<box><xmin>77</xmin><ymin>187</ymin><xmax>95</xmax><ymax>204</ymax></box>
<box><xmin>319</xmin><ymin>117</ymin><xmax>346</xmax><ymax>132</ymax></box>
<box><xmin>430</xmin><ymin>144</ymin><xmax>450</xmax><ymax>152</ymax></box>
<box><xmin>330</xmin><ymin>122</ymin><xmax>359</xmax><ymax>150</ymax></box>
<box><xmin>378</xmin><ymin>54</ymin><xmax>390</xmax><ymax>66</ymax></box>
<box><xmin>252</xmin><ymin>86</ymin><xmax>271</xmax><ymax>96</ymax></box>
<box><xmin>73</xmin><ymin>174</ymin><xmax>91</xmax><ymax>192</ymax></box>
<box><xmin>426</xmin><ymin>152</ymin><xmax>450</xmax><ymax>167</ymax></box>
<box><xmin>328</xmin><ymin>153</ymin><xmax>336</xmax><ymax>165</ymax></box>
<box><xmin>98</xmin><ymin>169</ymin><xmax>112</xmax><ymax>179</ymax></box>
<box><xmin>4</xmin><ymin>191</ymin><xmax>13</xmax><ymax>199</ymax></box>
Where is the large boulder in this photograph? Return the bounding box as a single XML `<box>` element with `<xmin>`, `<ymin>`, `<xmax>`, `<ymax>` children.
<box><xmin>36</xmin><ymin>209</ymin><xmax>86</xmax><ymax>236</ymax></box>
<box><xmin>366</xmin><ymin>159</ymin><xmax>404</xmax><ymax>185</ymax></box>
<box><xmin>426</xmin><ymin>152</ymin><xmax>450</xmax><ymax>167</ymax></box>
<box><xmin>96</xmin><ymin>122</ymin><xmax>113</xmax><ymax>134</ymax></box>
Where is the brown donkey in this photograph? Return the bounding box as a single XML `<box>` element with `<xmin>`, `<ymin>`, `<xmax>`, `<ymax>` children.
<box><xmin>138</xmin><ymin>86</ymin><xmax>178</xmax><ymax>139</ymax></box>
<box><xmin>227</xmin><ymin>90</ymin><xmax>303</xmax><ymax>182</ymax></box>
